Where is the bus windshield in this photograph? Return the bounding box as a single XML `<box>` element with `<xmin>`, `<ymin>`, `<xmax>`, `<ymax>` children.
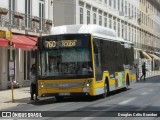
<box><xmin>38</xmin><ymin>34</ymin><xmax>93</xmax><ymax>79</ymax></box>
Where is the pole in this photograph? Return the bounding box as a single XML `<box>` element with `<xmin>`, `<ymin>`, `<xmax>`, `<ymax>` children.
<box><xmin>8</xmin><ymin>27</ymin><xmax>14</xmax><ymax>103</ymax></box>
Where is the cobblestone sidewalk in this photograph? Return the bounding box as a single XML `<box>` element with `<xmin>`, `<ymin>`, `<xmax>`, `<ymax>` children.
<box><xmin>0</xmin><ymin>87</ymin><xmax>30</xmax><ymax>110</ymax></box>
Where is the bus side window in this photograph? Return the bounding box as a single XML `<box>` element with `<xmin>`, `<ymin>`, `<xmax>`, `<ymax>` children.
<box><xmin>94</xmin><ymin>43</ymin><xmax>98</xmax><ymax>54</ymax></box>
<box><xmin>94</xmin><ymin>42</ymin><xmax>100</xmax><ymax>67</ymax></box>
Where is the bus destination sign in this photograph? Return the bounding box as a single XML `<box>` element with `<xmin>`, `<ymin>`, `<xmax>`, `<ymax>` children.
<box><xmin>44</xmin><ymin>40</ymin><xmax>77</xmax><ymax>48</ymax></box>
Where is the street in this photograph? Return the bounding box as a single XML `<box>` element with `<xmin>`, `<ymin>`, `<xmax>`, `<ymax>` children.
<box><xmin>1</xmin><ymin>76</ymin><xmax>160</xmax><ymax>120</ymax></box>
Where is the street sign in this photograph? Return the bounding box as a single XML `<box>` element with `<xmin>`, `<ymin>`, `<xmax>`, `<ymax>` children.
<box><xmin>0</xmin><ymin>31</ymin><xmax>6</xmax><ymax>38</ymax></box>
<box><xmin>9</xmin><ymin>60</ymin><xmax>15</xmax><ymax>77</ymax></box>
<box><xmin>6</xmin><ymin>31</ymin><xmax>12</xmax><ymax>39</ymax></box>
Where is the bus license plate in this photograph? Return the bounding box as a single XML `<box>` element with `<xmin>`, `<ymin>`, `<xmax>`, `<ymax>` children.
<box><xmin>59</xmin><ymin>93</ymin><xmax>70</xmax><ymax>96</ymax></box>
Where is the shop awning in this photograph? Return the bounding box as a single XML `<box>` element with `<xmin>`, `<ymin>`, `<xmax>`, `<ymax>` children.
<box><xmin>0</xmin><ymin>38</ymin><xmax>8</xmax><ymax>46</ymax></box>
<box><xmin>27</xmin><ymin>36</ymin><xmax>37</xmax><ymax>42</ymax></box>
<box><xmin>9</xmin><ymin>34</ymin><xmax>36</xmax><ymax>50</ymax></box>
<box><xmin>148</xmin><ymin>53</ymin><xmax>160</xmax><ymax>61</ymax></box>
<box><xmin>142</xmin><ymin>51</ymin><xmax>152</xmax><ymax>60</ymax></box>
<box><xmin>155</xmin><ymin>52</ymin><xmax>160</xmax><ymax>57</ymax></box>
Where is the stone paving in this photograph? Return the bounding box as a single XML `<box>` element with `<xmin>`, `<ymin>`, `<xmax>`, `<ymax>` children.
<box><xmin>0</xmin><ymin>87</ymin><xmax>30</xmax><ymax>110</ymax></box>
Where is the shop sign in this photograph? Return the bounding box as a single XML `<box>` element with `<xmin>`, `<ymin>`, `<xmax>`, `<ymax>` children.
<box><xmin>9</xmin><ymin>61</ymin><xmax>15</xmax><ymax>77</ymax></box>
<box><xmin>6</xmin><ymin>31</ymin><xmax>12</xmax><ymax>39</ymax></box>
<box><xmin>0</xmin><ymin>31</ymin><xmax>6</xmax><ymax>38</ymax></box>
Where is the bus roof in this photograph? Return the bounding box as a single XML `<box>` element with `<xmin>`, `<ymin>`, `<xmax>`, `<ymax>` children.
<box><xmin>51</xmin><ymin>24</ymin><xmax>132</xmax><ymax>44</ymax></box>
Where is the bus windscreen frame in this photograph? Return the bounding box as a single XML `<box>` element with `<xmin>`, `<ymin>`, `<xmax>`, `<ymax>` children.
<box><xmin>38</xmin><ymin>34</ymin><xmax>94</xmax><ymax>80</ymax></box>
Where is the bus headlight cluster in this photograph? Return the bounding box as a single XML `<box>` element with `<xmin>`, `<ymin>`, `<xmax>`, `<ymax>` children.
<box><xmin>40</xmin><ymin>82</ymin><xmax>44</xmax><ymax>88</ymax></box>
<box><xmin>86</xmin><ymin>80</ymin><xmax>92</xmax><ymax>87</ymax></box>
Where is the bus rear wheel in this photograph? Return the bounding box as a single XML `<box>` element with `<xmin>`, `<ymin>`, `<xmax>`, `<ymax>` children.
<box><xmin>125</xmin><ymin>75</ymin><xmax>130</xmax><ymax>90</ymax></box>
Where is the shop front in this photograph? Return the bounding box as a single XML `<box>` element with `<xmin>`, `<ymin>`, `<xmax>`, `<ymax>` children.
<box><xmin>0</xmin><ymin>33</ymin><xmax>37</xmax><ymax>89</ymax></box>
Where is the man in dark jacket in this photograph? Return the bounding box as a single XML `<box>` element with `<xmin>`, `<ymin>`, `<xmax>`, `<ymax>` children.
<box><xmin>140</xmin><ymin>62</ymin><xmax>146</xmax><ymax>81</ymax></box>
<box><xmin>30</xmin><ymin>64</ymin><xmax>39</xmax><ymax>100</ymax></box>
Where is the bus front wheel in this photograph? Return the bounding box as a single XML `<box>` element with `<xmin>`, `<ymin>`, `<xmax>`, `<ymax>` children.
<box><xmin>100</xmin><ymin>78</ymin><xmax>109</xmax><ymax>98</ymax></box>
<box><xmin>55</xmin><ymin>96</ymin><xmax>64</xmax><ymax>101</ymax></box>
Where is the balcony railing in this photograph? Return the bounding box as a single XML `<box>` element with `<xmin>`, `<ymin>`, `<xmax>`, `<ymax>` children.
<box><xmin>134</xmin><ymin>41</ymin><xmax>155</xmax><ymax>52</ymax></box>
<box><xmin>0</xmin><ymin>10</ymin><xmax>52</xmax><ymax>35</ymax></box>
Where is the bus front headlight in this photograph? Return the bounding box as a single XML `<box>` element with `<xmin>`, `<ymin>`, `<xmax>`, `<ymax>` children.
<box><xmin>40</xmin><ymin>82</ymin><xmax>44</xmax><ymax>88</ymax></box>
<box><xmin>86</xmin><ymin>80</ymin><xmax>92</xmax><ymax>87</ymax></box>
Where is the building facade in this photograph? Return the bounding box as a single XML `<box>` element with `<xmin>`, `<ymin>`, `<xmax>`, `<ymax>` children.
<box><xmin>52</xmin><ymin>0</ymin><xmax>160</xmax><ymax>75</ymax></box>
<box><xmin>0</xmin><ymin>0</ymin><xmax>53</xmax><ymax>89</ymax></box>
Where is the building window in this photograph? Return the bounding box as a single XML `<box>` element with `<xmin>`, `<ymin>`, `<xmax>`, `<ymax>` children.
<box><xmin>25</xmin><ymin>0</ymin><xmax>31</xmax><ymax>28</ymax></box>
<box><xmin>104</xmin><ymin>17</ymin><xmax>107</xmax><ymax>27</ymax></box>
<box><xmin>39</xmin><ymin>0</ymin><xmax>45</xmax><ymax>30</ymax></box>
<box><xmin>132</xmin><ymin>28</ymin><xmax>133</xmax><ymax>42</ymax></box>
<box><xmin>80</xmin><ymin>7</ymin><xmax>83</xmax><ymax>24</ymax></box>
<box><xmin>87</xmin><ymin>10</ymin><xmax>90</xmax><ymax>24</ymax></box>
<box><xmin>135</xmin><ymin>29</ymin><xmax>136</xmax><ymax>43</ymax></box>
<box><xmin>109</xmin><ymin>0</ymin><xmax>112</xmax><ymax>7</ymax></box>
<box><xmin>99</xmin><ymin>15</ymin><xmax>102</xmax><ymax>25</ymax></box>
<box><xmin>118</xmin><ymin>23</ymin><xmax>120</xmax><ymax>37</ymax></box>
<box><xmin>121</xmin><ymin>0</ymin><xmax>124</xmax><ymax>12</ymax></box>
<box><xmin>104</xmin><ymin>0</ymin><xmax>107</xmax><ymax>4</ymax></box>
<box><xmin>109</xmin><ymin>19</ymin><xmax>112</xmax><ymax>28</ymax></box>
<box><xmin>125</xmin><ymin>1</ymin><xmax>127</xmax><ymax>15</ymax></box>
<box><xmin>118</xmin><ymin>0</ymin><xmax>120</xmax><ymax>10</ymax></box>
<box><xmin>125</xmin><ymin>25</ymin><xmax>127</xmax><ymax>40</ymax></box>
<box><xmin>132</xmin><ymin>5</ymin><xmax>133</xmax><ymax>17</ymax></box>
<box><xmin>135</xmin><ymin>7</ymin><xmax>136</xmax><ymax>20</ymax></box>
<box><xmin>114</xmin><ymin>0</ymin><xmax>116</xmax><ymax>9</ymax></box>
<box><xmin>129</xmin><ymin>3</ymin><xmax>130</xmax><ymax>17</ymax></box>
<box><xmin>129</xmin><ymin>27</ymin><xmax>130</xmax><ymax>41</ymax></box>
<box><xmin>9</xmin><ymin>0</ymin><xmax>15</xmax><ymax>24</ymax></box>
<box><xmin>122</xmin><ymin>24</ymin><xmax>124</xmax><ymax>38</ymax></box>
<box><xmin>114</xmin><ymin>21</ymin><xmax>116</xmax><ymax>31</ymax></box>
<box><xmin>93</xmin><ymin>13</ymin><xmax>96</xmax><ymax>24</ymax></box>
<box><xmin>142</xmin><ymin>12</ymin><xmax>143</xmax><ymax>24</ymax></box>
<box><xmin>24</xmin><ymin>51</ymin><xmax>31</xmax><ymax>80</ymax></box>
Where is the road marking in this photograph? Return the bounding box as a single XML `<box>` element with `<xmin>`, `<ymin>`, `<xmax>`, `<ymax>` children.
<box><xmin>141</xmin><ymin>92</ymin><xmax>149</xmax><ymax>95</ymax></box>
<box><xmin>80</xmin><ymin>117</ymin><xmax>95</xmax><ymax>120</ymax></box>
<box><xmin>148</xmin><ymin>89</ymin><xmax>154</xmax><ymax>92</ymax></box>
<box><xmin>118</xmin><ymin>98</ymin><xmax>136</xmax><ymax>105</ymax></box>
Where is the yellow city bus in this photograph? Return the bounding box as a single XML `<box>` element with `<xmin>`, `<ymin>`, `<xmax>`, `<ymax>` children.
<box><xmin>36</xmin><ymin>24</ymin><xmax>136</xmax><ymax>100</ymax></box>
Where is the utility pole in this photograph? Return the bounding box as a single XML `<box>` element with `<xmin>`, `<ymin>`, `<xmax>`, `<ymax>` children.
<box><xmin>7</xmin><ymin>27</ymin><xmax>15</xmax><ymax>103</ymax></box>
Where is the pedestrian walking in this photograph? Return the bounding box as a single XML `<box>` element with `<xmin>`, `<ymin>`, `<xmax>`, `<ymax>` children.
<box><xmin>140</xmin><ymin>62</ymin><xmax>146</xmax><ymax>81</ymax></box>
<box><xmin>135</xmin><ymin>64</ymin><xmax>139</xmax><ymax>81</ymax></box>
<box><xmin>30</xmin><ymin>63</ymin><xmax>39</xmax><ymax>100</ymax></box>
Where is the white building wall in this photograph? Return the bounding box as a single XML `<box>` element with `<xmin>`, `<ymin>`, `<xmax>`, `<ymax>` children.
<box><xmin>16</xmin><ymin>0</ymin><xmax>25</xmax><ymax>13</ymax></box>
<box><xmin>32</xmin><ymin>0</ymin><xmax>39</xmax><ymax>17</ymax></box>
<box><xmin>48</xmin><ymin>0</ymin><xmax>53</xmax><ymax>21</ymax></box>
<box><xmin>53</xmin><ymin>0</ymin><xmax>75</xmax><ymax>26</ymax></box>
<box><xmin>75</xmin><ymin>0</ymin><xmax>80</xmax><ymax>24</ymax></box>
<box><xmin>0</xmin><ymin>47</ymin><xmax>8</xmax><ymax>89</ymax></box>
<box><xmin>45</xmin><ymin>0</ymin><xmax>49</xmax><ymax>19</ymax></box>
<box><xmin>0</xmin><ymin>0</ymin><xmax>8</xmax><ymax>8</ymax></box>
<box><xmin>0</xmin><ymin>0</ymin><xmax>52</xmax><ymax>89</ymax></box>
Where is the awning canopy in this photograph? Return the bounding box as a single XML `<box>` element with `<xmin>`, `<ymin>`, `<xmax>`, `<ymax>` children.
<box><xmin>8</xmin><ymin>34</ymin><xmax>37</xmax><ymax>50</ymax></box>
<box><xmin>142</xmin><ymin>51</ymin><xmax>152</xmax><ymax>60</ymax></box>
<box><xmin>0</xmin><ymin>38</ymin><xmax>8</xmax><ymax>46</ymax></box>
<box><xmin>27</xmin><ymin>36</ymin><xmax>37</xmax><ymax>42</ymax></box>
<box><xmin>148</xmin><ymin>53</ymin><xmax>160</xmax><ymax>61</ymax></box>
<box><xmin>155</xmin><ymin>52</ymin><xmax>160</xmax><ymax>57</ymax></box>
